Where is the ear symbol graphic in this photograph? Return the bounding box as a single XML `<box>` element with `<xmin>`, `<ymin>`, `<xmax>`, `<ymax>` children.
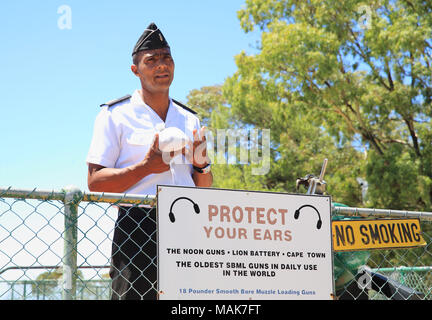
<box><xmin>294</xmin><ymin>204</ymin><xmax>322</xmax><ymax>230</ymax></box>
<box><xmin>169</xmin><ymin>197</ymin><xmax>200</xmax><ymax>223</ymax></box>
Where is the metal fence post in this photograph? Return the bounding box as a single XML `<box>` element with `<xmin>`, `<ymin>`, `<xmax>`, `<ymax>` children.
<box><xmin>62</xmin><ymin>185</ymin><xmax>81</xmax><ymax>300</ymax></box>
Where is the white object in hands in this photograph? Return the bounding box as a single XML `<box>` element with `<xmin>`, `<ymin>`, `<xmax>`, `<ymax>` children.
<box><xmin>158</xmin><ymin>127</ymin><xmax>189</xmax><ymax>153</ymax></box>
<box><xmin>155</xmin><ymin>123</ymin><xmax>166</xmax><ymax>132</ymax></box>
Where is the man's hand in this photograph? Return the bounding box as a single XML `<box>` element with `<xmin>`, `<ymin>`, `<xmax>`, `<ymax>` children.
<box><xmin>184</xmin><ymin>126</ymin><xmax>210</xmax><ymax>168</ymax></box>
<box><xmin>87</xmin><ymin>130</ymin><xmax>212</xmax><ymax>193</ymax></box>
<box><xmin>87</xmin><ymin>133</ymin><xmax>171</xmax><ymax>193</ymax></box>
<box><xmin>184</xmin><ymin>126</ymin><xmax>213</xmax><ymax>188</ymax></box>
<box><xmin>141</xmin><ymin>133</ymin><xmax>171</xmax><ymax>174</ymax></box>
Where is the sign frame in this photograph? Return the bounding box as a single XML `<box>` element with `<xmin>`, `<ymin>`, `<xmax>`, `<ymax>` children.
<box><xmin>156</xmin><ymin>184</ymin><xmax>335</xmax><ymax>300</ymax></box>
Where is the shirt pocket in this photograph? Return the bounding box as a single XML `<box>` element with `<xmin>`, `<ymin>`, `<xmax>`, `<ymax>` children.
<box><xmin>122</xmin><ymin>130</ymin><xmax>155</xmax><ymax>165</ymax></box>
<box><xmin>126</xmin><ymin>129</ymin><xmax>155</xmax><ymax>146</ymax></box>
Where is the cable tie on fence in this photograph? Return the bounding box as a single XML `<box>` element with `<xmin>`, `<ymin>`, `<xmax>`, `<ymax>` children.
<box><xmin>119</xmin><ymin>192</ymin><xmax>128</xmax><ymax>203</ymax></box>
<box><xmin>110</xmin><ymin>192</ymin><xmax>129</xmax><ymax>206</ymax></box>
<box><xmin>1</xmin><ymin>186</ymin><xmax>12</xmax><ymax>196</ymax></box>
<box><xmin>112</xmin><ymin>194</ymin><xmax>124</xmax><ymax>206</ymax></box>
<box><xmin>26</xmin><ymin>187</ymin><xmax>38</xmax><ymax>199</ymax></box>
<box><xmin>62</xmin><ymin>186</ymin><xmax>83</xmax><ymax>205</ymax></box>
<box><xmin>94</xmin><ymin>192</ymin><xmax>106</xmax><ymax>203</ymax></box>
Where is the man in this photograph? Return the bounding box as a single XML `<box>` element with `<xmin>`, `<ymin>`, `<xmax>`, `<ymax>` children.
<box><xmin>86</xmin><ymin>22</ymin><xmax>212</xmax><ymax>300</ymax></box>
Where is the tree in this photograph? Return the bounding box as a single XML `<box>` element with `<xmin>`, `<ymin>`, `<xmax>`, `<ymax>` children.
<box><xmin>32</xmin><ymin>267</ymin><xmax>63</xmax><ymax>298</ymax></box>
<box><xmin>222</xmin><ymin>0</ymin><xmax>432</xmax><ymax>210</ymax></box>
<box><xmin>33</xmin><ymin>267</ymin><xmax>84</xmax><ymax>299</ymax></box>
<box><xmin>187</xmin><ymin>81</ymin><xmax>366</xmax><ymax>206</ymax></box>
<box><xmin>187</xmin><ymin>85</ymin><xmax>267</xmax><ymax>192</ymax></box>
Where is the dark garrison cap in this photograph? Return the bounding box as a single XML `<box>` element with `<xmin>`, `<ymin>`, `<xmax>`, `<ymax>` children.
<box><xmin>132</xmin><ymin>22</ymin><xmax>170</xmax><ymax>56</ymax></box>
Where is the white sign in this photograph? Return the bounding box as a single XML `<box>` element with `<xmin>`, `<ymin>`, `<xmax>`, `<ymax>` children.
<box><xmin>157</xmin><ymin>185</ymin><xmax>334</xmax><ymax>300</ymax></box>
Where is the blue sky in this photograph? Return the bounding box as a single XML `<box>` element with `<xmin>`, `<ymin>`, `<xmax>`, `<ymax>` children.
<box><xmin>0</xmin><ymin>0</ymin><xmax>260</xmax><ymax>191</ymax></box>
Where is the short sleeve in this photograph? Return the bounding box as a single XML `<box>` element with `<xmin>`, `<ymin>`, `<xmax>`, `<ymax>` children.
<box><xmin>86</xmin><ymin>108</ymin><xmax>120</xmax><ymax>168</ymax></box>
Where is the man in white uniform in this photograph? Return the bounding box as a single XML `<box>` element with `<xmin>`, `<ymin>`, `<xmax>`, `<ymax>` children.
<box><xmin>86</xmin><ymin>22</ymin><xmax>212</xmax><ymax>300</ymax></box>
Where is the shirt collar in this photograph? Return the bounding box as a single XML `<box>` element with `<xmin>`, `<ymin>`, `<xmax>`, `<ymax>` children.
<box><xmin>131</xmin><ymin>89</ymin><xmax>176</xmax><ymax>123</ymax></box>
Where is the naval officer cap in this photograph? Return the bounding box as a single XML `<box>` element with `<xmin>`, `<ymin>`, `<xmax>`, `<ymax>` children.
<box><xmin>132</xmin><ymin>22</ymin><xmax>170</xmax><ymax>56</ymax></box>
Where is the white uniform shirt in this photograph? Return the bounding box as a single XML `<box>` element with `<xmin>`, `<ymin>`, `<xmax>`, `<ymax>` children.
<box><xmin>86</xmin><ymin>89</ymin><xmax>200</xmax><ymax>196</ymax></box>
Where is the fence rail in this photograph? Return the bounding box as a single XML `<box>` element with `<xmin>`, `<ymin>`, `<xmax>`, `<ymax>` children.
<box><xmin>332</xmin><ymin>205</ymin><xmax>432</xmax><ymax>221</ymax></box>
<box><xmin>1</xmin><ymin>186</ymin><xmax>431</xmax><ymax>300</ymax></box>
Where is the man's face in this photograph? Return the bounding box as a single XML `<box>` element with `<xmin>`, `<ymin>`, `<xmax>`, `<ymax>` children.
<box><xmin>132</xmin><ymin>47</ymin><xmax>175</xmax><ymax>93</ymax></box>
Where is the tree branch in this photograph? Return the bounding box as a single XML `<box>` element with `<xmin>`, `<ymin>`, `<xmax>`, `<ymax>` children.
<box><xmin>385</xmin><ymin>60</ymin><xmax>394</xmax><ymax>91</ymax></box>
<box><xmin>403</xmin><ymin>116</ymin><xmax>421</xmax><ymax>157</ymax></box>
<box><xmin>348</xmin><ymin>28</ymin><xmax>392</xmax><ymax>91</ymax></box>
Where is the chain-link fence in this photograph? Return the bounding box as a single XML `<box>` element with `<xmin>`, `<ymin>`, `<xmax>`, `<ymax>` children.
<box><xmin>1</xmin><ymin>186</ymin><xmax>431</xmax><ymax>300</ymax></box>
<box><xmin>0</xmin><ymin>186</ymin><xmax>155</xmax><ymax>300</ymax></box>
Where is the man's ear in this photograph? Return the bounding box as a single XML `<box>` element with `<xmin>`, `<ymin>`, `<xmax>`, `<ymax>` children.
<box><xmin>131</xmin><ymin>64</ymin><xmax>139</xmax><ymax>76</ymax></box>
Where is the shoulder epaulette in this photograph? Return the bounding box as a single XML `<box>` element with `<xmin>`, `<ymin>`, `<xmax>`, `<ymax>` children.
<box><xmin>172</xmin><ymin>98</ymin><xmax>197</xmax><ymax>114</ymax></box>
<box><xmin>100</xmin><ymin>94</ymin><xmax>132</xmax><ymax>108</ymax></box>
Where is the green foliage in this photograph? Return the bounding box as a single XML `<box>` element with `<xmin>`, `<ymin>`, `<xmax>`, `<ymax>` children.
<box><xmin>219</xmin><ymin>0</ymin><xmax>432</xmax><ymax>210</ymax></box>
<box><xmin>187</xmin><ymin>85</ymin><xmax>267</xmax><ymax>192</ymax></box>
<box><xmin>187</xmin><ymin>0</ymin><xmax>432</xmax><ymax>211</ymax></box>
<box><xmin>185</xmin><ymin>1</ymin><xmax>432</xmax><ymax>292</ymax></box>
<box><xmin>366</xmin><ymin>144</ymin><xmax>423</xmax><ymax>209</ymax></box>
<box><xmin>186</xmin><ymin>85</ymin><xmax>226</xmax><ymax>128</ymax></box>
<box><xmin>32</xmin><ymin>267</ymin><xmax>84</xmax><ymax>298</ymax></box>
